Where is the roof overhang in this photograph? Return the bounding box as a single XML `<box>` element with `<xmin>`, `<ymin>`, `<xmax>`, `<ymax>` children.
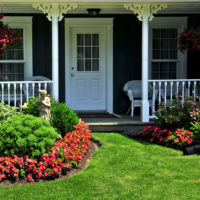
<box><xmin>0</xmin><ymin>1</ymin><xmax>200</xmax><ymax>14</ymax></box>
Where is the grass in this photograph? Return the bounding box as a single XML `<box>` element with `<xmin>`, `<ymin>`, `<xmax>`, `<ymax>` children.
<box><xmin>1</xmin><ymin>133</ymin><xmax>200</xmax><ymax>200</ymax></box>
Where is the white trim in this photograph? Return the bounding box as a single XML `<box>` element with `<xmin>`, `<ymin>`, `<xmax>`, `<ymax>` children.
<box><xmin>0</xmin><ymin>16</ymin><xmax>33</xmax><ymax>80</ymax></box>
<box><xmin>149</xmin><ymin>17</ymin><xmax>187</xmax><ymax>79</ymax></box>
<box><xmin>65</xmin><ymin>18</ymin><xmax>113</xmax><ymax>113</ymax></box>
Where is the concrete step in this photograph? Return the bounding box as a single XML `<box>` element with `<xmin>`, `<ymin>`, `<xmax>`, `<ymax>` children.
<box><xmin>86</xmin><ymin>120</ymin><xmax>154</xmax><ymax>132</ymax></box>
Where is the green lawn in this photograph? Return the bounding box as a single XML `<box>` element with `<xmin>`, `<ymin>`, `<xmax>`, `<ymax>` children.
<box><xmin>1</xmin><ymin>133</ymin><xmax>200</xmax><ymax>200</ymax></box>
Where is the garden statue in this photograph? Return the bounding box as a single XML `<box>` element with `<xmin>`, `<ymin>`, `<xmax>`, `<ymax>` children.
<box><xmin>38</xmin><ymin>90</ymin><xmax>51</xmax><ymax>122</ymax></box>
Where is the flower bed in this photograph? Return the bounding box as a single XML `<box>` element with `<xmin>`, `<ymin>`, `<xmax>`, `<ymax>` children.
<box><xmin>138</xmin><ymin>126</ymin><xmax>194</xmax><ymax>149</ymax></box>
<box><xmin>0</xmin><ymin>120</ymin><xmax>92</xmax><ymax>183</ymax></box>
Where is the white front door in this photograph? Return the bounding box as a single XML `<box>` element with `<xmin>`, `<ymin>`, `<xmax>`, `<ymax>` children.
<box><xmin>69</xmin><ymin>28</ymin><xmax>106</xmax><ymax>111</ymax></box>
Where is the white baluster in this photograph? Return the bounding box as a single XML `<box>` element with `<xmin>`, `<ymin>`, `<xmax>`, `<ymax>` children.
<box><xmin>26</xmin><ymin>83</ymin><xmax>29</xmax><ymax>102</ymax></box>
<box><xmin>2</xmin><ymin>83</ymin><xmax>4</xmax><ymax>102</ymax></box>
<box><xmin>176</xmin><ymin>81</ymin><xmax>179</xmax><ymax>95</ymax></box>
<box><xmin>20</xmin><ymin>83</ymin><xmax>22</xmax><ymax>106</ymax></box>
<box><xmin>32</xmin><ymin>83</ymin><xmax>35</xmax><ymax>97</ymax></box>
<box><xmin>164</xmin><ymin>81</ymin><xmax>167</xmax><ymax>106</ymax></box>
<box><xmin>158</xmin><ymin>81</ymin><xmax>161</xmax><ymax>104</ymax></box>
<box><xmin>188</xmin><ymin>81</ymin><xmax>191</xmax><ymax>97</ymax></box>
<box><xmin>194</xmin><ymin>81</ymin><xmax>197</xmax><ymax>101</ymax></box>
<box><xmin>170</xmin><ymin>81</ymin><xmax>173</xmax><ymax>100</ymax></box>
<box><xmin>14</xmin><ymin>83</ymin><xmax>16</xmax><ymax>106</ymax></box>
<box><xmin>152</xmin><ymin>82</ymin><xmax>156</xmax><ymax>114</ymax></box>
<box><xmin>45</xmin><ymin>82</ymin><xmax>47</xmax><ymax>91</ymax></box>
<box><xmin>39</xmin><ymin>82</ymin><xmax>41</xmax><ymax>91</ymax></box>
<box><xmin>8</xmin><ymin>83</ymin><xmax>10</xmax><ymax>106</ymax></box>
<box><xmin>182</xmin><ymin>81</ymin><xmax>185</xmax><ymax>105</ymax></box>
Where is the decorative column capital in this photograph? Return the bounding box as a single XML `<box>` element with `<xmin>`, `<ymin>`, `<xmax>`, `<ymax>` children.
<box><xmin>33</xmin><ymin>3</ymin><xmax>77</xmax><ymax>21</ymax></box>
<box><xmin>124</xmin><ymin>3</ymin><xmax>167</xmax><ymax>21</ymax></box>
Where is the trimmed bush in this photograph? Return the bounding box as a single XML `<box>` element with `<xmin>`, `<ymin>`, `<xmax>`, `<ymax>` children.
<box><xmin>50</xmin><ymin>100</ymin><xmax>79</xmax><ymax>137</ymax></box>
<box><xmin>0</xmin><ymin>102</ymin><xmax>21</xmax><ymax>124</ymax></box>
<box><xmin>0</xmin><ymin>115</ymin><xmax>60</xmax><ymax>159</ymax></box>
<box><xmin>22</xmin><ymin>97</ymin><xmax>39</xmax><ymax>117</ymax></box>
<box><xmin>22</xmin><ymin>97</ymin><xmax>79</xmax><ymax>137</ymax></box>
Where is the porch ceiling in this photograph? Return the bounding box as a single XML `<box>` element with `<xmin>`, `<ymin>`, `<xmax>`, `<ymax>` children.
<box><xmin>0</xmin><ymin>2</ymin><xmax>200</xmax><ymax>14</ymax></box>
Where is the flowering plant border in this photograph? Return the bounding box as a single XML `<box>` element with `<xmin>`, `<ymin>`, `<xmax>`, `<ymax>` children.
<box><xmin>138</xmin><ymin>126</ymin><xmax>194</xmax><ymax>148</ymax></box>
<box><xmin>0</xmin><ymin>120</ymin><xmax>92</xmax><ymax>183</ymax></box>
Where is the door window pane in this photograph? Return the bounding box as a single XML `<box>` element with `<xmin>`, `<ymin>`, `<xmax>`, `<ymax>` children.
<box><xmin>77</xmin><ymin>34</ymin><xmax>100</xmax><ymax>72</ymax></box>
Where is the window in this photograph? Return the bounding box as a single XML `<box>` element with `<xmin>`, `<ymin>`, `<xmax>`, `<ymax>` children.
<box><xmin>77</xmin><ymin>33</ymin><xmax>99</xmax><ymax>72</ymax></box>
<box><xmin>150</xmin><ymin>17</ymin><xmax>187</xmax><ymax>79</ymax></box>
<box><xmin>0</xmin><ymin>17</ymin><xmax>32</xmax><ymax>81</ymax></box>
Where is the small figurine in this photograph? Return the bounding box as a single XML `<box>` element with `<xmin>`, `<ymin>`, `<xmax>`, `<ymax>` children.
<box><xmin>38</xmin><ymin>90</ymin><xmax>51</xmax><ymax>122</ymax></box>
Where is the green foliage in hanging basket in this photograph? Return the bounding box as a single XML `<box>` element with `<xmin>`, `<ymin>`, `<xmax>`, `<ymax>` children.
<box><xmin>0</xmin><ymin>15</ymin><xmax>22</xmax><ymax>56</ymax></box>
<box><xmin>178</xmin><ymin>27</ymin><xmax>200</xmax><ymax>52</ymax></box>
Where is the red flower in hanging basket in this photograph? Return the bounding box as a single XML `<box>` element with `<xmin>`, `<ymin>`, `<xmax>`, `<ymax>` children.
<box><xmin>178</xmin><ymin>27</ymin><xmax>200</xmax><ymax>52</ymax></box>
<box><xmin>0</xmin><ymin>15</ymin><xmax>22</xmax><ymax>56</ymax></box>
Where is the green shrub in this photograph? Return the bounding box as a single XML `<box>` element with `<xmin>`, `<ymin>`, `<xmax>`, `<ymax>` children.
<box><xmin>50</xmin><ymin>100</ymin><xmax>79</xmax><ymax>137</ymax></box>
<box><xmin>22</xmin><ymin>97</ymin><xmax>39</xmax><ymax>117</ymax></box>
<box><xmin>22</xmin><ymin>97</ymin><xmax>79</xmax><ymax>137</ymax></box>
<box><xmin>0</xmin><ymin>115</ymin><xmax>60</xmax><ymax>158</ymax></box>
<box><xmin>154</xmin><ymin>98</ymin><xmax>199</xmax><ymax>131</ymax></box>
<box><xmin>0</xmin><ymin>102</ymin><xmax>21</xmax><ymax>124</ymax></box>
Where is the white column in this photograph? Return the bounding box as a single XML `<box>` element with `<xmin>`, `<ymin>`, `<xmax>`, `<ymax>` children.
<box><xmin>124</xmin><ymin>3</ymin><xmax>167</xmax><ymax>122</ymax></box>
<box><xmin>52</xmin><ymin>15</ymin><xmax>59</xmax><ymax>101</ymax></box>
<box><xmin>32</xmin><ymin>3</ymin><xmax>77</xmax><ymax>102</ymax></box>
<box><xmin>141</xmin><ymin>15</ymin><xmax>149</xmax><ymax>122</ymax></box>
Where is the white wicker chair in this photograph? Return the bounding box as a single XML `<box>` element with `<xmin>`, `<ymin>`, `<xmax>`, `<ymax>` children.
<box><xmin>123</xmin><ymin>80</ymin><xmax>154</xmax><ymax>117</ymax></box>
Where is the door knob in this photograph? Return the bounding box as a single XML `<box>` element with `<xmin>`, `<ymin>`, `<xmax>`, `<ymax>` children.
<box><xmin>71</xmin><ymin>73</ymin><xmax>75</xmax><ymax>77</ymax></box>
<box><xmin>71</xmin><ymin>67</ymin><xmax>74</xmax><ymax>70</ymax></box>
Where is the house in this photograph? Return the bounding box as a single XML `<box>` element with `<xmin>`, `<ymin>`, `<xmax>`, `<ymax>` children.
<box><xmin>0</xmin><ymin>0</ymin><xmax>200</xmax><ymax>122</ymax></box>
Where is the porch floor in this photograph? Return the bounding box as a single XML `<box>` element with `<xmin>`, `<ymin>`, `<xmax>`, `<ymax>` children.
<box><xmin>82</xmin><ymin>114</ymin><xmax>155</xmax><ymax>132</ymax></box>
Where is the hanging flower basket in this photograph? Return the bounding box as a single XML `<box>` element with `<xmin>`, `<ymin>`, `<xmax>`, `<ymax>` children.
<box><xmin>178</xmin><ymin>27</ymin><xmax>200</xmax><ymax>52</ymax></box>
<box><xmin>0</xmin><ymin>15</ymin><xmax>22</xmax><ymax>56</ymax></box>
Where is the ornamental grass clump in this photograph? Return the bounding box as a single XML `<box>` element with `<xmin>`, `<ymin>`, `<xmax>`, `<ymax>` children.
<box><xmin>0</xmin><ymin>115</ymin><xmax>60</xmax><ymax>159</ymax></box>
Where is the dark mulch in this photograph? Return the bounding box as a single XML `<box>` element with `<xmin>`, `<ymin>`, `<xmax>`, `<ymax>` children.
<box><xmin>0</xmin><ymin>139</ymin><xmax>100</xmax><ymax>187</ymax></box>
<box><xmin>77</xmin><ymin>113</ymin><xmax>118</xmax><ymax>118</ymax></box>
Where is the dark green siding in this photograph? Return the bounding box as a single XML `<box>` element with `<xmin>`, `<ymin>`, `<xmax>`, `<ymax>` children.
<box><xmin>113</xmin><ymin>15</ymin><xmax>142</xmax><ymax>113</ymax></box>
<box><xmin>187</xmin><ymin>15</ymin><xmax>200</xmax><ymax>79</ymax></box>
<box><xmin>33</xmin><ymin>15</ymin><xmax>65</xmax><ymax>102</ymax></box>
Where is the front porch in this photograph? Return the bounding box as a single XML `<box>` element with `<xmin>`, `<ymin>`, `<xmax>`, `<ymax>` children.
<box><xmin>0</xmin><ymin>0</ymin><xmax>200</xmax><ymax>122</ymax></box>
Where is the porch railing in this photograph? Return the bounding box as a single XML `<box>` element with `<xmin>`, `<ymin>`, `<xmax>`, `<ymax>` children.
<box><xmin>148</xmin><ymin>79</ymin><xmax>200</xmax><ymax>118</ymax></box>
<box><xmin>0</xmin><ymin>81</ymin><xmax>54</xmax><ymax>107</ymax></box>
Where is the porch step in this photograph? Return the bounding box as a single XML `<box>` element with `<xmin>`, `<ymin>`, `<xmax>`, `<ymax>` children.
<box><xmin>83</xmin><ymin>115</ymin><xmax>155</xmax><ymax>132</ymax></box>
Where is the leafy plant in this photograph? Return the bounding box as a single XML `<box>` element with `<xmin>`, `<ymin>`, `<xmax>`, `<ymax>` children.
<box><xmin>50</xmin><ymin>100</ymin><xmax>79</xmax><ymax>137</ymax></box>
<box><xmin>22</xmin><ymin>97</ymin><xmax>40</xmax><ymax>117</ymax></box>
<box><xmin>0</xmin><ymin>115</ymin><xmax>60</xmax><ymax>159</ymax></box>
<box><xmin>0</xmin><ymin>102</ymin><xmax>21</xmax><ymax>124</ymax></box>
<box><xmin>154</xmin><ymin>98</ymin><xmax>198</xmax><ymax>131</ymax></box>
<box><xmin>22</xmin><ymin>97</ymin><xmax>79</xmax><ymax>137</ymax></box>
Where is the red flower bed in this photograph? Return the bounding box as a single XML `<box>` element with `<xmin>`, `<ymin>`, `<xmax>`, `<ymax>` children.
<box><xmin>0</xmin><ymin>120</ymin><xmax>92</xmax><ymax>183</ymax></box>
<box><xmin>138</xmin><ymin>126</ymin><xmax>194</xmax><ymax>148</ymax></box>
